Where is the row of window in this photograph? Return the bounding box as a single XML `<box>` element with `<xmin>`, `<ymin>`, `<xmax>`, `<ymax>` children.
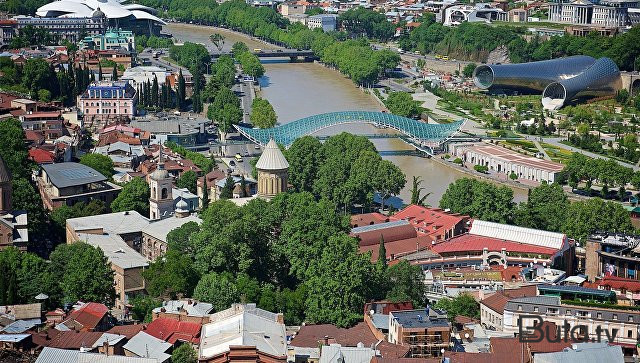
<box><xmin>517</xmin><ymin>304</ymin><xmax>636</xmax><ymax>322</ymax></box>
<box><xmin>85</xmin><ymin>102</ymin><xmax>128</xmax><ymax>107</ymax></box>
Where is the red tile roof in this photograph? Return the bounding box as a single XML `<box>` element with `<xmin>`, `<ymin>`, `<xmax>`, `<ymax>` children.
<box><xmin>480</xmin><ymin>285</ymin><xmax>537</xmax><ymax>314</ymax></box>
<box><xmin>353</xmin><ymin>223</ymin><xmax>417</xmax><ymax>247</ymax></box>
<box><xmin>290</xmin><ymin>322</ymin><xmax>377</xmax><ymax>348</ymax></box>
<box><xmin>28</xmin><ymin>148</ymin><xmax>55</xmax><ymax>164</ymax></box>
<box><xmin>597</xmin><ymin>276</ymin><xmax>640</xmax><ymax>293</ymax></box>
<box><xmin>39</xmin><ymin>330</ymin><xmax>104</xmax><ymax>349</ymax></box>
<box><xmin>432</xmin><ymin>233</ymin><xmax>558</xmax><ymax>256</ymax></box>
<box><xmin>145</xmin><ymin>318</ymin><xmax>201</xmax><ymax>344</ymax></box>
<box><xmin>359</xmin><ymin>236</ymin><xmax>432</xmax><ymax>262</ymax></box>
<box><xmin>392</xmin><ymin>205</ymin><xmax>468</xmax><ymax>240</ymax></box>
<box><xmin>350</xmin><ymin>213</ymin><xmax>389</xmax><ymax>227</ymax></box>
<box><xmin>63</xmin><ymin>302</ymin><xmax>109</xmax><ymax>331</ymax></box>
<box><xmin>107</xmin><ymin>324</ymin><xmax>146</xmax><ymax>339</ymax></box>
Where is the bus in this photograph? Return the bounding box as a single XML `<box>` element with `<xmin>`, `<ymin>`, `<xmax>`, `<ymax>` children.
<box><xmin>253</xmin><ymin>48</ymin><xmax>262</xmax><ymax>53</ymax></box>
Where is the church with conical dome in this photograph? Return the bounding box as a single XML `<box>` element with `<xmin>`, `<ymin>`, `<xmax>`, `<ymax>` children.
<box><xmin>255</xmin><ymin>139</ymin><xmax>289</xmax><ymax>199</ymax></box>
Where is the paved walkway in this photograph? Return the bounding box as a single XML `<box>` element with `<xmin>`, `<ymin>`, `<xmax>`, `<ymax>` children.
<box><xmin>532</xmin><ymin>140</ymin><xmax>552</xmax><ymax>161</ymax></box>
<box><xmin>544</xmin><ymin>137</ymin><xmax>640</xmax><ymax>171</ymax></box>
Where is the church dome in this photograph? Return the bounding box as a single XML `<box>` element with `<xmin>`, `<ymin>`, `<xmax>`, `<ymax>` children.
<box><xmin>0</xmin><ymin>156</ymin><xmax>11</xmax><ymax>184</ymax></box>
<box><xmin>150</xmin><ymin>166</ymin><xmax>169</xmax><ymax>180</ymax></box>
<box><xmin>255</xmin><ymin>139</ymin><xmax>289</xmax><ymax>171</ymax></box>
<box><xmin>92</xmin><ymin>7</ymin><xmax>105</xmax><ymax>18</ymax></box>
<box><xmin>176</xmin><ymin>199</ymin><xmax>188</xmax><ymax>212</ymax></box>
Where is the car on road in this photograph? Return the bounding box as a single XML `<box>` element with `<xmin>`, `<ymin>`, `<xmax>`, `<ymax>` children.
<box><xmin>235</xmin><ymin>153</ymin><xmax>243</xmax><ymax>162</ymax></box>
<box><xmin>229</xmin><ymin>160</ymin><xmax>236</xmax><ymax>166</ymax></box>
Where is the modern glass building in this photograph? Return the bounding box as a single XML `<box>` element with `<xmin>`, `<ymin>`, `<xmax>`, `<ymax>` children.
<box><xmin>473</xmin><ymin>56</ymin><xmax>621</xmax><ymax>109</ymax></box>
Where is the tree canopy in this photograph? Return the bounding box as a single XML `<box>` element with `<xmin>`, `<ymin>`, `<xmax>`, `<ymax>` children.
<box><xmin>385</xmin><ymin>91</ymin><xmax>422</xmax><ymax>118</ymax></box>
<box><xmin>439</xmin><ymin>178</ymin><xmax>514</xmax><ymax>223</ymax></box>
<box><xmin>250</xmin><ymin>98</ymin><xmax>277</xmax><ymax>129</ymax></box>
<box><xmin>111</xmin><ymin>177</ymin><xmax>150</xmax><ymax>217</ymax></box>
<box><xmin>80</xmin><ymin>153</ymin><xmax>114</xmax><ymax>178</ymax></box>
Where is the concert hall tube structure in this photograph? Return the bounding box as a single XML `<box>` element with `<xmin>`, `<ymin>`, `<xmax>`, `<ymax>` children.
<box><xmin>541</xmin><ymin>57</ymin><xmax>621</xmax><ymax>110</ymax></box>
<box><xmin>472</xmin><ymin>56</ymin><xmax>597</xmax><ymax>93</ymax></box>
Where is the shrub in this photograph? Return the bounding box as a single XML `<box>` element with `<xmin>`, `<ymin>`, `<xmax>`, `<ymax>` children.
<box><xmin>453</xmin><ymin>158</ymin><xmax>463</xmax><ymax>164</ymax></box>
<box><xmin>474</xmin><ymin>164</ymin><xmax>488</xmax><ymax>173</ymax></box>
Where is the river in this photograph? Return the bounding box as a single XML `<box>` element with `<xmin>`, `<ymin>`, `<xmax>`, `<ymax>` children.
<box><xmin>166</xmin><ymin>23</ymin><xmax>528</xmax><ymax>206</ymax></box>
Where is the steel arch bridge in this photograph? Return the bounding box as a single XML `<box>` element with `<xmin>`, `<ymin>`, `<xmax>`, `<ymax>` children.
<box><xmin>234</xmin><ymin>111</ymin><xmax>465</xmax><ymax>152</ymax></box>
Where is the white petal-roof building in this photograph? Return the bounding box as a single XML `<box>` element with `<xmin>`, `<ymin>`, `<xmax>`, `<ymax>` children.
<box><xmin>36</xmin><ymin>0</ymin><xmax>165</xmax><ymax>34</ymax></box>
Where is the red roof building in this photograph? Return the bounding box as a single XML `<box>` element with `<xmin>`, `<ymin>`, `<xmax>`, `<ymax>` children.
<box><xmin>145</xmin><ymin>317</ymin><xmax>201</xmax><ymax>344</ymax></box>
<box><xmin>61</xmin><ymin>302</ymin><xmax>111</xmax><ymax>332</ymax></box>
<box><xmin>392</xmin><ymin>205</ymin><xmax>469</xmax><ymax>242</ymax></box>
<box><xmin>431</xmin><ymin>234</ymin><xmax>559</xmax><ymax>256</ymax></box>
<box><xmin>28</xmin><ymin>148</ymin><xmax>56</xmax><ymax>164</ymax></box>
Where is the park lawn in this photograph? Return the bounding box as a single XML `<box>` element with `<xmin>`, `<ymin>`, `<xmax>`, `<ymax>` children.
<box><xmin>540</xmin><ymin>142</ymin><xmax>573</xmax><ymax>164</ymax></box>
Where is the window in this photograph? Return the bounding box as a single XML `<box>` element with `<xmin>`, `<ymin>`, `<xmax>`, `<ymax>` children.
<box><xmin>629</xmin><ymin>316</ymin><xmax>634</xmax><ymax>322</ymax></box>
<box><xmin>613</xmin><ymin>314</ymin><xmax>618</xmax><ymax>320</ymax></box>
<box><xmin>534</xmin><ymin>307</ymin><xmax>539</xmax><ymax>313</ymax></box>
<box><xmin>548</xmin><ymin>308</ymin><xmax>558</xmax><ymax>315</ymax></box>
<box><xmin>566</xmin><ymin>310</ymin><xmax>571</xmax><ymax>315</ymax></box>
<box><xmin>518</xmin><ymin>305</ymin><xmax>522</xmax><ymax>311</ymax></box>
<box><xmin>628</xmin><ymin>330</ymin><xmax>633</xmax><ymax>338</ymax></box>
<box><xmin>597</xmin><ymin>312</ymin><xmax>602</xmax><ymax>319</ymax></box>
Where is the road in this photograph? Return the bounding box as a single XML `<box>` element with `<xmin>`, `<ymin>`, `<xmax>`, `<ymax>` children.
<box><xmin>543</xmin><ymin>137</ymin><xmax>640</xmax><ymax>171</ymax></box>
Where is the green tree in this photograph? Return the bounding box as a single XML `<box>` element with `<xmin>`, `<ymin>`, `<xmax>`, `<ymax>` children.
<box><xmin>439</xmin><ymin>178</ymin><xmax>514</xmax><ymax>223</ymax></box>
<box><xmin>462</xmin><ymin>63</ymin><xmax>477</xmax><ymax>78</ymax></box>
<box><xmin>304</xmin><ymin>234</ymin><xmax>374</xmax><ymax>327</ymax></box>
<box><xmin>385</xmin><ymin>260</ymin><xmax>426</xmax><ymax>307</ymax></box>
<box><xmin>210</xmin><ymin>33</ymin><xmax>225</xmax><ymax>52</ymax></box>
<box><xmin>377</xmin><ymin>236</ymin><xmax>387</xmax><ymax>267</ymax></box>
<box><xmin>562</xmin><ymin>198</ymin><xmax>634</xmax><ymax>241</ymax></box>
<box><xmin>129</xmin><ymin>295</ymin><xmax>161</xmax><ymax>322</ymax></box>
<box><xmin>166</xmin><ymin>221</ymin><xmax>201</xmax><ymax>257</ymax></box>
<box><xmin>374</xmin><ymin>159</ymin><xmax>406</xmax><ymax>211</ymax></box>
<box><xmin>80</xmin><ymin>153</ymin><xmax>114</xmax><ymax>178</ymax></box>
<box><xmin>49</xmin><ymin>243</ymin><xmax>115</xmax><ymax>305</ymax></box>
<box><xmin>284</xmin><ymin>136</ymin><xmax>322</xmax><ymax>193</ymax></box>
<box><xmin>434</xmin><ymin>293</ymin><xmax>480</xmax><ymax>321</ymax></box>
<box><xmin>410</xmin><ymin>176</ymin><xmax>431</xmax><ymax>206</ymax></box>
<box><xmin>177</xmin><ymin>69</ymin><xmax>186</xmax><ymax>110</ymax></box>
<box><xmin>111</xmin><ymin>177</ymin><xmax>150</xmax><ymax>217</ymax></box>
<box><xmin>250</xmin><ymin>98</ymin><xmax>277</xmax><ymax>128</ymax></box>
<box><xmin>385</xmin><ymin>91</ymin><xmax>421</xmax><ymax>118</ymax></box>
<box><xmin>514</xmin><ymin>183</ymin><xmax>568</xmax><ymax>232</ymax></box>
<box><xmin>193</xmin><ymin>272</ymin><xmax>239</xmax><ymax>312</ymax></box>
<box><xmin>219</xmin><ymin>176</ymin><xmax>234</xmax><ymax>199</ymax></box>
<box><xmin>143</xmin><ymin>250</ymin><xmax>200</xmax><ymax>299</ymax></box>
<box><xmin>112</xmin><ymin>64</ymin><xmax>118</xmax><ymax>81</ymax></box>
<box><xmin>176</xmin><ymin>170</ymin><xmax>198</xmax><ymax>194</ymax></box>
<box><xmin>231</xmin><ymin>42</ymin><xmax>249</xmax><ymax>58</ymax></box>
<box><xmin>172</xmin><ymin>344</ymin><xmax>198</xmax><ymax>363</ymax></box>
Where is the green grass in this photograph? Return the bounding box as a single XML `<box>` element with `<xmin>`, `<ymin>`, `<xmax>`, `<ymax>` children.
<box><xmin>540</xmin><ymin>142</ymin><xmax>573</xmax><ymax>164</ymax></box>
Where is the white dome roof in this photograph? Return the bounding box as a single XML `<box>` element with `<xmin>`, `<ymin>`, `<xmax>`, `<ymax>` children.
<box><xmin>36</xmin><ymin>0</ymin><xmax>166</xmax><ymax>24</ymax></box>
<box><xmin>176</xmin><ymin>199</ymin><xmax>188</xmax><ymax>212</ymax></box>
<box><xmin>255</xmin><ymin>139</ymin><xmax>289</xmax><ymax>171</ymax></box>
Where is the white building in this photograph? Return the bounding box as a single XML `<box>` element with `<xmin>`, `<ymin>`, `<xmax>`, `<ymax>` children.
<box><xmin>442</xmin><ymin>4</ymin><xmax>506</xmax><ymax>26</ymax></box>
<box><xmin>199</xmin><ymin>303</ymin><xmax>287</xmax><ymax>362</ymax></box>
<box><xmin>548</xmin><ymin>0</ymin><xmax>638</xmax><ymax>27</ymax></box>
<box><xmin>307</xmin><ymin>14</ymin><xmax>338</xmax><ymax>32</ymax></box>
<box><xmin>121</xmin><ymin>66</ymin><xmax>170</xmax><ymax>89</ymax></box>
<box><xmin>450</xmin><ymin>143</ymin><xmax>564</xmax><ymax>183</ymax></box>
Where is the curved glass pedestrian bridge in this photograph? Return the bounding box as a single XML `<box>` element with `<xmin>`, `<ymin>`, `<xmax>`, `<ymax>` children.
<box><xmin>234</xmin><ymin>111</ymin><xmax>465</xmax><ymax>152</ymax></box>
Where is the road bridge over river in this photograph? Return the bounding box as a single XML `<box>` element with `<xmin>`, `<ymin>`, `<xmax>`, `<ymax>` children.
<box><xmin>211</xmin><ymin>49</ymin><xmax>316</xmax><ymax>61</ymax></box>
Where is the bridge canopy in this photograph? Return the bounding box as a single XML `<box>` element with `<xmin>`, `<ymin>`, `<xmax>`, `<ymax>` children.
<box><xmin>234</xmin><ymin>111</ymin><xmax>464</xmax><ymax>147</ymax></box>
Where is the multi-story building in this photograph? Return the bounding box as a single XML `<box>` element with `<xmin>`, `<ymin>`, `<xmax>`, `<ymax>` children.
<box><xmin>503</xmin><ymin>295</ymin><xmax>640</xmax><ymax>355</ymax></box>
<box><xmin>14</xmin><ymin>15</ymin><xmax>106</xmax><ymax>43</ymax></box>
<box><xmin>584</xmin><ymin>233</ymin><xmax>640</xmax><ymax>282</ymax></box>
<box><xmin>307</xmin><ymin>14</ymin><xmax>338</xmax><ymax>32</ymax></box>
<box><xmin>0</xmin><ymin>20</ymin><xmax>16</xmax><ymax>48</ymax></box>
<box><xmin>79</xmin><ymin>29</ymin><xmax>135</xmax><ymax>51</ymax></box>
<box><xmin>19</xmin><ymin>111</ymin><xmax>65</xmax><ymax>142</ymax></box>
<box><xmin>548</xmin><ymin>0</ymin><xmax>639</xmax><ymax>27</ymax></box>
<box><xmin>78</xmin><ymin>81</ymin><xmax>136</xmax><ymax>123</ymax></box>
<box><xmin>199</xmin><ymin>304</ymin><xmax>287</xmax><ymax>363</ymax></box>
<box><xmin>37</xmin><ymin>162</ymin><xmax>122</xmax><ymax>210</ymax></box>
<box><xmin>387</xmin><ymin>308</ymin><xmax>451</xmax><ymax>358</ymax></box>
<box><xmin>479</xmin><ymin>285</ymin><xmax>538</xmax><ymax>331</ymax></box>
